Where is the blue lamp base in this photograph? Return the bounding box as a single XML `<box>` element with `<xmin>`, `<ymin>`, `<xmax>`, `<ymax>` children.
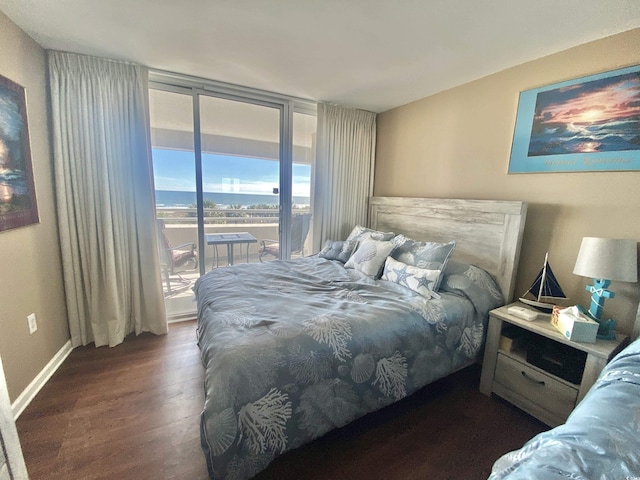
<box><xmin>594</xmin><ymin>318</ymin><xmax>617</xmax><ymax>340</ymax></box>
<box><xmin>583</xmin><ymin>278</ymin><xmax>617</xmax><ymax>340</ymax></box>
<box><xmin>575</xmin><ymin>304</ymin><xmax>617</xmax><ymax>340</ymax></box>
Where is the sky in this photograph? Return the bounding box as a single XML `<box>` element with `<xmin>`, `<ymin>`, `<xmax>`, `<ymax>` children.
<box><xmin>152</xmin><ymin>148</ymin><xmax>311</xmax><ymax>197</ymax></box>
<box><xmin>532</xmin><ymin>71</ymin><xmax>640</xmax><ymax>126</ymax></box>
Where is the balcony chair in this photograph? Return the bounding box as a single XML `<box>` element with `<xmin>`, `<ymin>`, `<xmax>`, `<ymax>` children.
<box><xmin>258</xmin><ymin>213</ymin><xmax>311</xmax><ymax>262</ymax></box>
<box><xmin>157</xmin><ymin>219</ymin><xmax>198</xmax><ymax>296</ymax></box>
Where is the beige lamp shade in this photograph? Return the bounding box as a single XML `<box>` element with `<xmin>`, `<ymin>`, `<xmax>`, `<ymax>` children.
<box><xmin>573</xmin><ymin>237</ymin><xmax>638</xmax><ymax>282</ymax></box>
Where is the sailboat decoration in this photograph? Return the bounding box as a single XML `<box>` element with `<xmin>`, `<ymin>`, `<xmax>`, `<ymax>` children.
<box><xmin>519</xmin><ymin>252</ymin><xmax>568</xmax><ymax>311</ymax></box>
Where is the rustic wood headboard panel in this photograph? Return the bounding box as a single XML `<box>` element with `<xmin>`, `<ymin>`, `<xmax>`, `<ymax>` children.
<box><xmin>369</xmin><ymin>197</ymin><xmax>528</xmax><ymax>303</ymax></box>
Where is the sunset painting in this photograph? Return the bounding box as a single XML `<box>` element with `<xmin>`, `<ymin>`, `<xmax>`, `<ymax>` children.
<box><xmin>0</xmin><ymin>74</ymin><xmax>38</xmax><ymax>232</ymax></box>
<box><xmin>528</xmin><ymin>71</ymin><xmax>640</xmax><ymax>156</ymax></box>
<box><xmin>509</xmin><ymin>64</ymin><xmax>640</xmax><ymax>173</ymax></box>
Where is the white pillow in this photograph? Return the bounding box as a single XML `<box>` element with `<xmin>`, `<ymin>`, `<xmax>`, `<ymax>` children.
<box><xmin>392</xmin><ymin>239</ymin><xmax>455</xmax><ymax>291</ymax></box>
<box><xmin>344</xmin><ymin>237</ymin><xmax>396</xmax><ymax>278</ymax></box>
<box><xmin>382</xmin><ymin>257</ymin><xmax>441</xmax><ymax>299</ymax></box>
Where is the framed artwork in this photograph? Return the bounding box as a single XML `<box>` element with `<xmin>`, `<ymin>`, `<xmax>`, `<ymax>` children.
<box><xmin>508</xmin><ymin>64</ymin><xmax>640</xmax><ymax>173</ymax></box>
<box><xmin>0</xmin><ymin>74</ymin><xmax>38</xmax><ymax>232</ymax></box>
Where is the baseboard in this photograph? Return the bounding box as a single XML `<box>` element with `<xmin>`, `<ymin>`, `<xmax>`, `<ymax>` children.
<box><xmin>168</xmin><ymin>314</ymin><xmax>197</xmax><ymax>323</ymax></box>
<box><xmin>11</xmin><ymin>340</ymin><xmax>73</xmax><ymax>420</ymax></box>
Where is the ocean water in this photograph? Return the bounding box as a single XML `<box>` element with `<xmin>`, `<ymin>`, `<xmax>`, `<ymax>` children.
<box><xmin>528</xmin><ymin>119</ymin><xmax>640</xmax><ymax>156</ymax></box>
<box><xmin>155</xmin><ymin>190</ymin><xmax>310</xmax><ymax>208</ymax></box>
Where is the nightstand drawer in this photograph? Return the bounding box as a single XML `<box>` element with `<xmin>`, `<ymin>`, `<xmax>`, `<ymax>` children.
<box><xmin>495</xmin><ymin>353</ymin><xmax>577</xmax><ymax>419</ymax></box>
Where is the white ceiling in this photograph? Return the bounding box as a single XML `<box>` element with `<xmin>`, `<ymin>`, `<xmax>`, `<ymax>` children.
<box><xmin>1</xmin><ymin>0</ymin><xmax>640</xmax><ymax>113</ymax></box>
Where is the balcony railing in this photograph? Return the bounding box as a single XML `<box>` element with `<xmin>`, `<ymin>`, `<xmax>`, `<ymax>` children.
<box><xmin>157</xmin><ymin>207</ymin><xmax>283</xmax><ymax>224</ymax></box>
<box><xmin>158</xmin><ymin>206</ymin><xmax>311</xmax><ymax>266</ymax></box>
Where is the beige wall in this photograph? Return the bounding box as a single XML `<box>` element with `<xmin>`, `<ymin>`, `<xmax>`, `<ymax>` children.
<box><xmin>0</xmin><ymin>11</ymin><xmax>69</xmax><ymax>402</ymax></box>
<box><xmin>376</xmin><ymin>28</ymin><xmax>640</xmax><ymax>336</ymax></box>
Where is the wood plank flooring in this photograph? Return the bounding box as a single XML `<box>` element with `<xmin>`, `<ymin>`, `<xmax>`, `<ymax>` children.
<box><xmin>17</xmin><ymin>321</ymin><xmax>209</xmax><ymax>480</ymax></box>
<box><xmin>16</xmin><ymin>320</ymin><xmax>546</xmax><ymax>480</ymax></box>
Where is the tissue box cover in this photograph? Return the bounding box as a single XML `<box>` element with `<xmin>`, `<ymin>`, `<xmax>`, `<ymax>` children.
<box><xmin>550</xmin><ymin>305</ymin><xmax>598</xmax><ymax>343</ymax></box>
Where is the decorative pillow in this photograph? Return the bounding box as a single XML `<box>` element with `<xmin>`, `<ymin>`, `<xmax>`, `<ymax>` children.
<box><xmin>440</xmin><ymin>260</ymin><xmax>504</xmax><ymax>312</ymax></box>
<box><xmin>344</xmin><ymin>237</ymin><xmax>396</xmax><ymax>278</ymax></box>
<box><xmin>391</xmin><ymin>234</ymin><xmax>410</xmax><ymax>248</ymax></box>
<box><xmin>392</xmin><ymin>239</ymin><xmax>456</xmax><ymax>290</ymax></box>
<box><xmin>318</xmin><ymin>240</ymin><xmax>352</xmax><ymax>263</ymax></box>
<box><xmin>345</xmin><ymin>225</ymin><xmax>396</xmax><ymax>243</ymax></box>
<box><xmin>382</xmin><ymin>257</ymin><xmax>441</xmax><ymax>299</ymax></box>
<box><xmin>343</xmin><ymin>225</ymin><xmax>395</xmax><ymax>260</ymax></box>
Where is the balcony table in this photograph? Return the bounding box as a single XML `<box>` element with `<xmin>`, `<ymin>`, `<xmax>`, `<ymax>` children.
<box><xmin>206</xmin><ymin>232</ymin><xmax>257</xmax><ymax>268</ymax></box>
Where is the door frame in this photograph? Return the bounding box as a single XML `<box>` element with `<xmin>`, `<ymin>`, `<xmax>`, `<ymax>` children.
<box><xmin>0</xmin><ymin>356</ymin><xmax>28</xmax><ymax>479</ymax></box>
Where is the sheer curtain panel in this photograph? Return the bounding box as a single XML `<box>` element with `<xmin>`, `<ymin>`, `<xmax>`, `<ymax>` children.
<box><xmin>312</xmin><ymin>103</ymin><xmax>377</xmax><ymax>250</ymax></box>
<box><xmin>48</xmin><ymin>51</ymin><xmax>167</xmax><ymax>347</ymax></box>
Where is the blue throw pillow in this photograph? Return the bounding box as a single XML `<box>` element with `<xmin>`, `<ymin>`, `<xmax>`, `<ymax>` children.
<box><xmin>318</xmin><ymin>240</ymin><xmax>352</xmax><ymax>263</ymax></box>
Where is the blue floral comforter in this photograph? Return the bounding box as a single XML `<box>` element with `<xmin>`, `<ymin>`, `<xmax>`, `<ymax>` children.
<box><xmin>195</xmin><ymin>257</ymin><xmax>503</xmax><ymax>479</ymax></box>
<box><xmin>489</xmin><ymin>336</ymin><xmax>640</xmax><ymax>480</ymax></box>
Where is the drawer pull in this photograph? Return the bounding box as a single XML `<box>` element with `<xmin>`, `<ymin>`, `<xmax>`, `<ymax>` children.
<box><xmin>521</xmin><ymin>370</ymin><xmax>545</xmax><ymax>386</ymax></box>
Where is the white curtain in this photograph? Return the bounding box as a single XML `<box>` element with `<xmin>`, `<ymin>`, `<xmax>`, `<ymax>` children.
<box><xmin>48</xmin><ymin>51</ymin><xmax>167</xmax><ymax>348</ymax></box>
<box><xmin>312</xmin><ymin>103</ymin><xmax>377</xmax><ymax>250</ymax></box>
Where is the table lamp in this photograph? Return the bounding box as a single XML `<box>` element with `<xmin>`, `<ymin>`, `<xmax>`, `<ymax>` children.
<box><xmin>573</xmin><ymin>237</ymin><xmax>638</xmax><ymax>339</ymax></box>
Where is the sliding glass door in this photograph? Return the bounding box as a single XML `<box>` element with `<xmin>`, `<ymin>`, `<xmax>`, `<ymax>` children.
<box><xmin>149</xmin><ymin>77</ymin><xmax>316</xmax><ymax>319</ymax></box>
<box><xmin>149</xmin><ymin>88</ymin><xmax>199</xmax><ymax>318</ymax></box>
<box><xmin>198</xmin><ymin>95</ymin><xmax>281</xmax><ymax>270</ymax></box>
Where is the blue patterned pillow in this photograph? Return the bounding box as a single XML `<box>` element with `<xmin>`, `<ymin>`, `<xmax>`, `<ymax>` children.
<box><xmin>343</xmin><ymin>225</ymin><xmax>395</xmax><ymax>260</ymax></box>
<box><xmin>392</xmin><ymin>239</ymin><xmax>456</xmax><ymax>290</ymax></box>
<box><xmin>440</xmin><ymin>260</ymin><xmax>504</xmax><ymax>311</ymax></box>
<box><xmin>344</xmin><ymin>237</ymin><xmax>396</xmax><ymax>278</ymax></box>
<box><xmin>382</xmin><ymin>257</ymin><xmax>441</xmax><ymax>299</ymax></box>
<box><xmin>318</xmin><ymin>240</ymin><xmax>352</xmax><ymax>263</ymax></box>
<box><xmin>346</xmin><ymin>225</ymin><xmax>396</xmax><ymax>242</ymax></box>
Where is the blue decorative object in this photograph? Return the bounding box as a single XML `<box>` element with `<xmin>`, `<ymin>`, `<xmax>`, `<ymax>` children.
<box><xmin>585</xmin><ymin>278</ymin><xmax>614</xmax><ymax>319</ymax></box>
<box><xmin>582</xmin><ymin>281</ymin><xmax>617</xmax><ymax>340</ymax></box>
<box><xmin>519</xmin><ymin>252</ymin><xmax>567</xmax><ymax>312</ymax></box>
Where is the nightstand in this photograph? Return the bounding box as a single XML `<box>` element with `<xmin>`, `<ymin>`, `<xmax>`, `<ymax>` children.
<box><xmin>480</xmin><ymin>302</ymin><xmax>629</xmax><ymax>426</ymax></box>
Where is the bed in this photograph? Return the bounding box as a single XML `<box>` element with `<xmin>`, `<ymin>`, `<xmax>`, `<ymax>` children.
<box><xmin>489</xmin><ymin>335</ymin><xmax>640</xmax><ymax>479</ymax></box>
<box><xmin>195</xmin><ymin>196</ymin><xmax>528</xmax><ymax>479</ymax></box>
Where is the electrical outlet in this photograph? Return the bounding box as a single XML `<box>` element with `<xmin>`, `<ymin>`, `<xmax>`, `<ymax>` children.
<box><xmin>27</xmin><ymin>313</ymin><xmax>37</xmax><ymax>334</ymax></box>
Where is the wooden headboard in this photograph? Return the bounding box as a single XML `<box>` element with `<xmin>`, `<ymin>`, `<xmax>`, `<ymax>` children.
<box><xmin>369</xmin><ymin>197</ymin><xmax>528</xmax><ymax>303</ymax></box>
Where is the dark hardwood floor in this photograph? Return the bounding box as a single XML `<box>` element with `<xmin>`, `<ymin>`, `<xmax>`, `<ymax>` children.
<box><xmin>16</xmin><ymin>321</ymin><xmax>546</xmax><ymax>480</ymax></box>
<box><xmin>17</xmin><ymin>321</ymin><xmax>209</xmax><ymax>479</ymax></box>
